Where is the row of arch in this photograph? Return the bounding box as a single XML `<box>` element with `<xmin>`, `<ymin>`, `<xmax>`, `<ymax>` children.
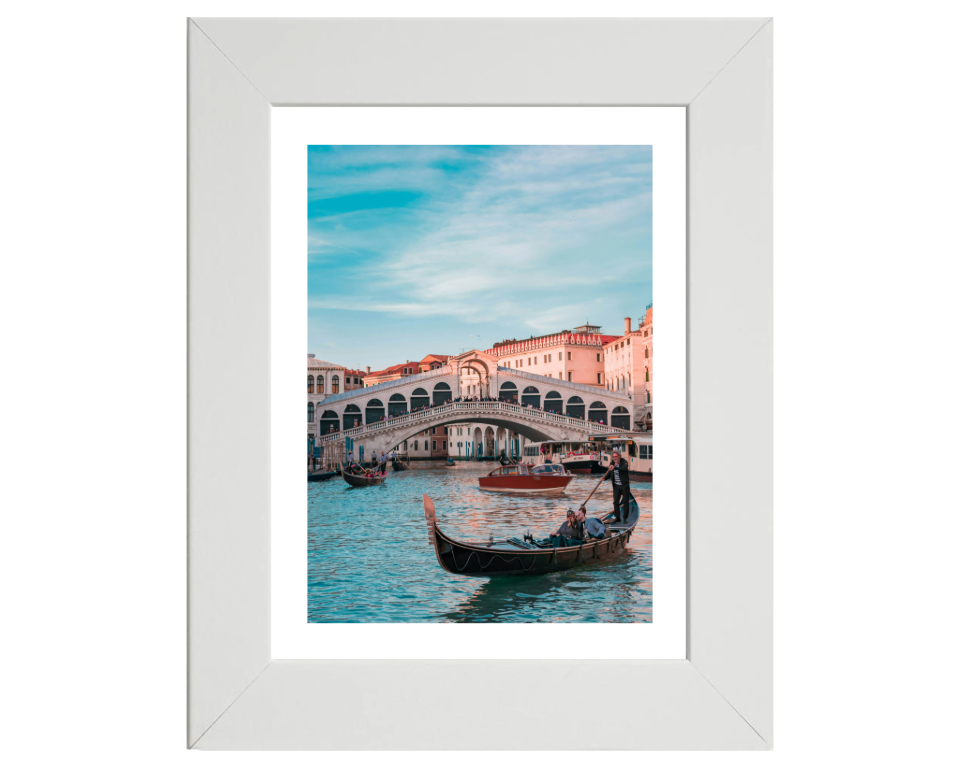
<box><xmin>308</xmin><ymin>380</ymin><xmax>630</xmax><ymax>434</ymax></box>
<box><xmin>307</xmin><ymin>374</ymin><xmax>339</xmax><ymax>395</ymax></box>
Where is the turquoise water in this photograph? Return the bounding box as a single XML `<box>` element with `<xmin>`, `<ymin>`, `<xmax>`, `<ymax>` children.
<box><xmin>308</xmin><ymin>461</ymin><xmax>653</xmax><ymax>623</ymax></box>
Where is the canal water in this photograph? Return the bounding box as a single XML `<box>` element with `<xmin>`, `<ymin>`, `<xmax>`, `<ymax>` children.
<box><xmin>308</xmin><ymin>462</ymin><xmax>653</xmax><ymax>623</ymax></box>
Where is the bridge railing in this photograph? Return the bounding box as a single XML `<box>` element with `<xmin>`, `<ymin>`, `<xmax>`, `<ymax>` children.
<box><xmin>314</xmin><ymin>400</ymin><xmax>631</xmax><ymax>445</ymax></box>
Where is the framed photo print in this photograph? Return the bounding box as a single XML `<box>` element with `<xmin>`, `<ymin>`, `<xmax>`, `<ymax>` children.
<box><xmin>188</xmin><ymin>17</ymin><xmax>772</xmax><ymax>750</ymax></box>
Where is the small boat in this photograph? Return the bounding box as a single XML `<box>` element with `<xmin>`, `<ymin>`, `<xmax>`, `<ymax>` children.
<box><xmin>340</xmin><ymin>462</ymin><xmax>385</xmax><ymax>487</ymax></box>
<box><xmin>446</xmin><ymin>458</ymin><xmax>457</xmax><ymax>466</ymax></box>
<box><xmin>423</xmin><ymin>493</ymin><xmax>640</xmax><ymax>577</ymax></box>
<box><xmin>391</xmin><ymin>457</ymin><xmax>410</xmax><ymax>472</ymax></box>
<box><xmin>478</xmin><ymin>463</ymin><xmax>573</xmax><ymax>494</ymax></box>
<box><xmin>307</xmin><ymin>469</ymin><xmax>337</xmax><ymax>482</ymax></box>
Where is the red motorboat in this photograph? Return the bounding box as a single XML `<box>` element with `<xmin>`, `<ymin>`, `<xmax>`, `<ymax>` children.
<box><xmin>477</xmin><ymin>463</ymin><xmax>573</xmax><ymax>495</ymax></box>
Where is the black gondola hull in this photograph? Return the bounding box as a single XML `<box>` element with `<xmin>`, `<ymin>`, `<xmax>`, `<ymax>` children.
<box><xmin>423</xmin><ymin>494</ymin><xmax>639</xmax><ymax>577</ymax></box>
<box><xmin>341</xmin><ymin>464</ymin><xmax>385</xmax><ymax>487</ymax></box>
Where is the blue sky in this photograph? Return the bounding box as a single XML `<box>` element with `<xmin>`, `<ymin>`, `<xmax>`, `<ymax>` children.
<box><xmin>308</xmin><ymin>145</ymin><xmax>652</xmax><ymax>371</ymax></box>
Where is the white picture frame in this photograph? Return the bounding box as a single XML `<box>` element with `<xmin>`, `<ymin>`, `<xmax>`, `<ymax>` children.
<box><xmin>187</xmin><ymin>17</ymin><xmax>772</xmax><ymax>750</ymax></box>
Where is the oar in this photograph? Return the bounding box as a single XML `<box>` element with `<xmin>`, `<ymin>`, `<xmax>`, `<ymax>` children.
<box><xmin>578</xmin><ymin>466</ymin><xmax>612</xmax><ymax>514</ymax></box>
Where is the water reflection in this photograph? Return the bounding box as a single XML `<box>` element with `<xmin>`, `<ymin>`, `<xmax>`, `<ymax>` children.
<box><xmin>308</xmin><ymin>462</ymin><xmax>653</xmax><ymax>623</ymax></box>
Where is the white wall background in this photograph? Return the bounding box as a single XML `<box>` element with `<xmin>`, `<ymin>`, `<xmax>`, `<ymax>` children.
<box><xmin>1</xmin><ymin>1</ymin><xmax>956</xmax><ymax>766</ymax></box>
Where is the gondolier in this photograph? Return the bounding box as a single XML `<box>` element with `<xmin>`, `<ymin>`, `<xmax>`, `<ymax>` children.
<box><xmin>608</xmin><ymin>450</ymin><xmax>631</xmax><ymax>523</ymax></box>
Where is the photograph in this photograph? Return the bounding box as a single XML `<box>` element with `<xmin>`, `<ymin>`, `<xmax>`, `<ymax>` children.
<box><xmin>306</xmin><ymin>145</ymin><xmax>655</xmax><ymax>623</ymax></box>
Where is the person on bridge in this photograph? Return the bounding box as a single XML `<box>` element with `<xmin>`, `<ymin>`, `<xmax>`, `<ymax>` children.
<box><xmin>607</xmin><ymin>450</ymin><xmax>631</xmax><ymax>523</ymax></box>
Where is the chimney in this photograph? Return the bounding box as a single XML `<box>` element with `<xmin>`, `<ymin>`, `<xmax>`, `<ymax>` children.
<box><xmin>308</xmin><ymin>353</ymin><xmax>315</xmax><ymax>358</ymax></box>
<box><xmin>366</xmin><ymin>366</ymin><xmax>370</xmax><ymax>374</ymax></box>
<box><xmin>624</xmin><ymin>317</ymin><xmax>632</xmax><ymax>335</ymax></box>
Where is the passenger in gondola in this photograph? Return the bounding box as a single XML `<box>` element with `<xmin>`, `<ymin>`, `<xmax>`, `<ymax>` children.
<box><xmin>553</xmin><ymin>509</ymin><xmax>584</xmax><ymax>542</ymax></box>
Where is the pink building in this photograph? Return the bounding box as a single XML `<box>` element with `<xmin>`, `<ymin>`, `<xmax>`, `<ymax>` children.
<box><xmin>475</xmin><ymin>322</ymin><xmax>618</xmax><ymax>393</ymax></box>
<box><xmin>601</xmin><ymin>305</ymin><xmax>654</xmax><ymax>430</ymax></box>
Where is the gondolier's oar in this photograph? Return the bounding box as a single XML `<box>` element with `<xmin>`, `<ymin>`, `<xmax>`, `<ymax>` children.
<box><xmin>578</xmin><ymin>466</ymin><xmax>613</xmax><ymax>514</ymax></box>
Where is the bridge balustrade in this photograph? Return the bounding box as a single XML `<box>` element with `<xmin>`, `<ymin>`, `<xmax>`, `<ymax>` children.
<box><xmin>313</xmin><ymin>400</ymin><xmax>631</xmax><ymax>445</ymax></box>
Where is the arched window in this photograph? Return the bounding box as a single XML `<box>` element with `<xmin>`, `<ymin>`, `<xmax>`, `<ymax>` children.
<box><xmin>611</xmin><ymin>406</ymin><xmax>631</xmax><ymax>430</ymax></box>
<box><xmin>521</xmin><ymin>385</ymin><xmax>540</xmax><ymax>409</ymax></box>
<box><xmin>317</xmin><ymin>375</ymin><xmax>324</xmax><ymax>394</ymax></box>
<box><xmin>644</xmin><ymin>348</ymin><xmax>649</xmax><ymax>359</ymax></box>
<box><xmin>498</xmin><ymin>381</ymin><xmax>518</xmax><ymax>403</ymax></box>
<box><xmin>414</xmin><ymin>440</ymin><xmax>418</xmax><ymax>451</ymax></box>
<box><xmin>307</xmin><ymin>402</ymin><xmax>315</xmax><ymax>422</ymax></box>
<box><xmin>331</xmin><ymin>375</ymin><xmax>339</xmax><ymax>394</ymax></box>
<box><xmin>432</xmin><ymin>381</ymin><xmax>452</xmax><ymax>406</ymax></box>
<box><xmin>343</xmin><ymin>404</ymin><xmax>362</xmax><ymax>429</ymax></box>
<box><xmin>411</xmin><ymin>387</ymin><xmax>429</xmax><ymax>410</ymax></box>
<box><xmin>308</xmin><ymin>375</ymin><xmax>314</xmax><ymax>394</ymax></box>
<box><xmin>543</xmin><ymin>390</ymin><xmax>563</xmax><ymax>413</ymax></box>
<box><xmin>588</xmin><ymin>401</ymin><xmax>608</xmax><ymax>424</ymax></box>
<box><xmin>319</xmin><ymin>410</ymin><xmax>340</xmax><ymax>435</ymax></box>
<box><xmin>388</xmin><ymin>393</ymin><xmax>407</xmax><ymax>417</ymax></box>
<box><xmin>566</xmin><ymin>395</ymin><xmax>585</xmax><ymax>419</ymax></box>
<box><xmin>365</xmin><ymin>398</ymin><xmax>384</xmax><ymax>424</ymax></box>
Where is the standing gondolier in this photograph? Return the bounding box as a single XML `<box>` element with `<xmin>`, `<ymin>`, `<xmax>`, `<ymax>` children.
<box><xmin>608</xmin><ymin>450</ymin><xmax>631</xmax><ymax>523</ymax></box>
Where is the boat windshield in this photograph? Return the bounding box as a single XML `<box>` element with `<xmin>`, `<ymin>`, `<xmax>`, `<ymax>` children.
<box><xmin>532</xmin><ymin>464</ymin><xmax>565</xmax><ymax>475</ymax></box>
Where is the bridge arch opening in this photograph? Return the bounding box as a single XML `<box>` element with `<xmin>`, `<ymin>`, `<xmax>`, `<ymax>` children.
<box><xmin>365</xmin><ymin>398</ymin><xmax>385</xmax><ymax>424</ymax></box>
<box><xmin>343</xmin><ymin>403</ymin><xmax>362</xmax><ymax>429</ymax></box>
<box><xmin>521</xmin><ymin>385</ymin><xmax>540</xmax><ymax>409</ymax></box>
<box><xmin>611</xmin><ymin>406</ymin><xmax>631</xmax><ymax>430</ymax></box>
<box><xmin>498</xmin><ymin>380</ymin><xmax>518</xmax><ymax>403</ymax></box>
<box><xmin>543</xmin><ymin>390</ymin><xmax>563</xmax><ymax>413</ymax></box>
<box><xmin>320</xmin><ymin>410</ymin><xmax>340</xmax><ymax>435</ymax></box>
<box><xmin>388</xmin><ymin>393</ymin><xmax>407</xmax><ymax>417</ymax></box>
<box><xmin>566</xmin><ymin>395</ymin><xmax>585</xmax><ymax>419</ymax></box>
<box><xmin>588</xmin><ymin>401</ymin><xmax>608</xmax><ymax>425</ymax></box>
<box><xmin>432</xmin><ymin>381</ymin><xmax>452</xmax><ymax>406</ymax></box>
<box><xmin>410</xmin><ymin>387</ymin><xmax>429</xmax><ymax>410</ymax></box>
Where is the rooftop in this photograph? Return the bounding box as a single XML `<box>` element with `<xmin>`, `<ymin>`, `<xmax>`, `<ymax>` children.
<box><xmin>307</xmin><ymin>354</ymin><xmax>346</xmax><ymax>370</ymax></box>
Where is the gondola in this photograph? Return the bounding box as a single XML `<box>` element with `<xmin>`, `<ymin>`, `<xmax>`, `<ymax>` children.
<box><xmin>391</xmin><ymin>457</ymin><xmax>410</xmax><ymax>472</ymax></box>
<box><xmin>446</xmin><ymin>458</ymin><xmax>457</xmax><ymax>466</ymax></box>
<box><xmin>422</xmin><ymin>492</ymin><xmax>640</xmax><ymax>577</ymax></box>
<box><xmin>340</xmin><ymin>462</ymin><xmax>386</xmax><ymax>487</ymax></box>
<box><xmin>307</xmin><ymin>469</ymin><xmax>337</xmax><ymax>482</ymax></box>
<box><xmin>498</xmin><ymin>457</ymin><xmax>515</xmax><ymax>466</ymax></box>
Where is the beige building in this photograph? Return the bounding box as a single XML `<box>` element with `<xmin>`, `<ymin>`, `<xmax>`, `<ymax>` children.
<box><xmin>601</xmin><ymin>304</ymin><xmax>653</xmax><ymax>430</ymax></box>
<box><xmin>307</xmin><ymin>354</ymin><xmax>364</xmax><ymax>439</ymax></box>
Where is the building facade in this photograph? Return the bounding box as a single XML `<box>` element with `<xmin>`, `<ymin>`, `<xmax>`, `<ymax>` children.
<box><xmin>469</xmin><ymin>322</ymin><xmax>619</xmax><ymax>393</ymax></box>
<box><xmin>601</xmin><ymin>304</ymin><xmax>653</xmax><ymax>430</ymax></box>
<box><xmin>362</xmin><ymin>354</ymin><xmax>451</xmax><ymax>388</ymax></box>
<box><xmin>399</xmin><ymin>425</ymin><xmax>451</xmax><ymax>460</ymax></box>
<box><xmin>307</xmin><ymin>354</ymin><xmax>365</xmax><ymax>443</ymax></box>
<box><xmin>447</xmin><ymin>422</ymin><xmax>527</xmax><ymax>460</ymax></box>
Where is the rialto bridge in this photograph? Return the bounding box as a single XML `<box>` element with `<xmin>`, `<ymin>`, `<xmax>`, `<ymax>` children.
<box><xmin>308</xmin><ymin>349</ymin><xmax>634</xmax><ymax>457</ymax></box>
